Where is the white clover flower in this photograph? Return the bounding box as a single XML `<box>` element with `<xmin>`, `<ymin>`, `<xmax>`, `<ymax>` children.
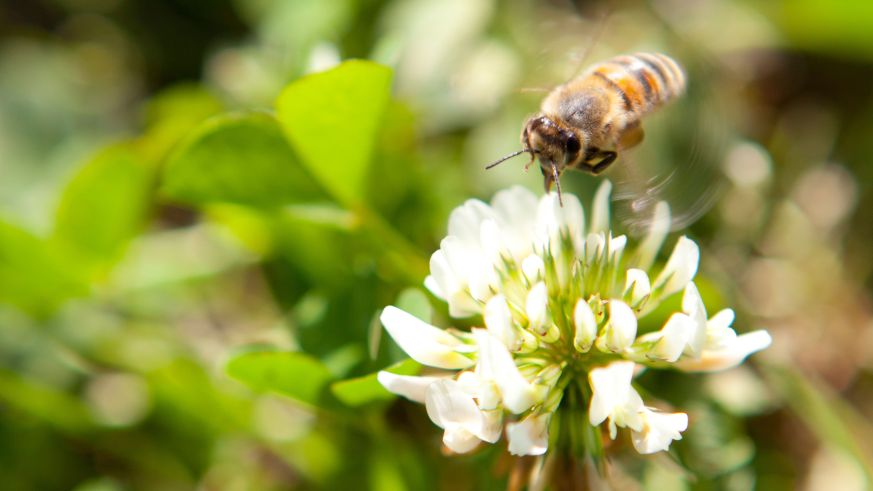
<box><xmin>631</xmin><ymin>407</ymin><xmax>689</xmax><ymax>454</ymax></box>
<box><xmin>379</xmin><ymin>182</ymin><xmax>770</xmax><ymax>459</ymax></box>
<box><xmin>588</xmin><ymin>361</ymin><xmax>645</xmax><ymax>439</ymax></box>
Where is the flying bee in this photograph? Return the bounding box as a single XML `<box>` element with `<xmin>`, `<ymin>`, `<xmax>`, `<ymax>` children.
<box><xmin>487</xmin><ymin>52</ymin><xmax>687</xmax><ymax>205</ymax></box>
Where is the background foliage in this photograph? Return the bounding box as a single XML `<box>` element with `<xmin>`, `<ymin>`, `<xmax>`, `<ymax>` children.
<box><xmin>1</xmin><ymin>0</ymin><xmax>872</xmax><ymax>489</ymax></box>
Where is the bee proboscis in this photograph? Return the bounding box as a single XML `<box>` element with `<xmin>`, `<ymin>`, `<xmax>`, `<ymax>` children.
<box><xmin>487</xmin><ymin>52</ymin><xmax>687</xmax><ymax>205</ymax></box>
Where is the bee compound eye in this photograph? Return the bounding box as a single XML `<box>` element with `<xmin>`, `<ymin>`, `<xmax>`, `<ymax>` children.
<box><xmin>566</xmin><ymin>134</ymin><xmax>581</xmax><ymax>155</ymax></box>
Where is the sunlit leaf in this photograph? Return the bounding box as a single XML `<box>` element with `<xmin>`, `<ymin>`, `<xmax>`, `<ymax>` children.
<box><xmin>330</xmin><ymin>358</ymin><xmax>421</xmax><ymax>407</ymax></box>
<box><xmin>162</xmin><ymin>112</ymin><xmax>326</xmax><ymax>208</ymax></box>
<box><xmin>52</xmin><ymin>144</ymin><xmax>153</xmax><ymax>278</ymax></box>
<box><xmin>226</xmin><ymin>350</ymin><xmax>335</xmax><ymax>407</ymax></box>
<box><xmin>0</xmin><ymin>220</ymin><xmax>84</xmax><ymax>314</ymax></box>
<box><xmin>276</xmin><ymin>60</ymin><xmax>392</xmax><ymax>205</ymax></box>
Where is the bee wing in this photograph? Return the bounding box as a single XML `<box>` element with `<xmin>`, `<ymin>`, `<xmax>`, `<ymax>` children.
<box><xmin>608</xmin><ymin>57</ymin><xmax>730</xmax><ymax>235</ymax></box>
<box><xmin>609</xmin><ymin>152</ymin><xmax>724</xmax><ymax>236</ymax></box>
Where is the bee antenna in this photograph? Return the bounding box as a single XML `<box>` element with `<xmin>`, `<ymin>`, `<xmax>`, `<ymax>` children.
<box><xmin>485</xmin><ymin>149</ymin><xmax>535</xmax><ymax>170</ymax></box>
<box><xmin>551</xmin><ymin>162</ymin><xmax>563</xmax><ymax>207</ymax></box>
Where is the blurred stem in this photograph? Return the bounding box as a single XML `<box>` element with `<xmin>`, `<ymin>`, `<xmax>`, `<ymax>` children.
<box><xmin>542</xmin><ymin>380</ymin><xmax>606</xmax><ymax>490</ymax></box>
<box><xmin>763</xmin><ymin>364</ymin><xmax>873</xmax><ymax>484</ymax></box>
<box><xmin>576</xmin><ymin>379</ymin><xmax>605</xmax><ymax>471</ymax></box>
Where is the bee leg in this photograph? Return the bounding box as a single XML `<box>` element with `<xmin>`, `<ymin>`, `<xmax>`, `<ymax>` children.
<box><xmin>580</xmin><ymin>149</ymin><xmax>617</xmax><ymax>175</ymax></box>
<box><xmin>524</xmin><ymin>151</ymin><xmax>536</xmax><ymax>172</ymax></box>
<box><xmin>590</xmin><ymin>151</ymin><xmax>617</xmax><ymax>174</ymax></box>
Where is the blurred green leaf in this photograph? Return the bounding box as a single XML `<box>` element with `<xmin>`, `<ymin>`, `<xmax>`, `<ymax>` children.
<box><xmin>0</xmin><ymin>369</ymin><xmax>92</xmax><ymax>434</ymax></box>
<box><xmin>272</xmin><ymin>211</ymin><xmax>358</xmax><ymax>290</ymax></box>
<box><xmin>330</xmin><ymin>358</ymin><xmax>421</xmax><ymax>407</ymax></box>
<box><xmin>139</xmin><ymin>84</ymin><xmax>224</xmax><ymax>163</ymax></box>
<box><xmin>162</xmin><ymin>112</ymin><xmax>326</xmax><ymax>208</ymax></box>
<box><xmin>52</xmin><ymin>144</ymin><xmax>153</xmax><ymax>278</ymax></box>
<box><xmin>0</xmin><ymin>219</ymin><xmax>85</xmax><ymax>314</ymax></box>
<box><xmin>760</xmin><ymin>0</ymin><xmax>873</xmax><ymax>61</ymax></box>
<box><xmin>276</xmin><ymin>60</ymin><xmax>392</xmax><ymax>205</ymax></box>
<box><xmin>765</xmin><ymin>365</ymin><xmax>873</xmax><ymax>483</ymax></box>
<box><xmin>144</xmin><ymin>84</ymin><xmax>224</xmax><ymax>130</ymax></box>
<box><xmin>395</xmin><ymin>288</ymin><xmax>433</xmax><ymax>323</ymax></box>
<box><xmin>226</xmin><ymin>350</ymin><xmax>335</xmax><ymax>407</ymax></box>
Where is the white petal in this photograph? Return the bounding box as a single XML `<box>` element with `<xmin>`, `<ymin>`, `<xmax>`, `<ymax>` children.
<box><xmin>425</xmin><ymin>379</ymin><xmax>482</xmax><ymax>430</ymax></box>
<box><xmin>441</xmin><ymin>236</ymin><xmax>474</xmax><ymax>278</ymax></box>
<box><xmin>708</xmin><ymin>308</ymin><xmax>735</xmax><ymax>331</ymax></box>
<box><xmin>624</xmin><ymin>269</ymin><xmax>652</xmax><ymax>308</ymax></box>
<box><xmin>426</xmin><ymin>251</ymin><xmax>454</xmax><ymax>300</ymax></box>
<box><xmin>588</xmin><ymin>361</ymin><xmax>643</xmax><ymax>432</ymax></box>
<box><xmin>676</xmin><ymin>330</ymin><xmax>772</xmax><ymax>372</ymax></box>
<box><xmin>430</xmin><ymin>246</ymin><xmax>480</xmax><ymax>318</ymax></box>
<box><xmin>484</xmin><ymin>295</ymin><xmax>520</xmax><ymax>351</ymax></box>
<box><xmin>526</xmin><ymin>282</ymin><xmax>549</xmax><ymax>334</ymax></box>
<box><xmin>521</xmin><ymin>254</ymin><xmax>545</xmax><ymax>283</ymax></box>
<box><xmin>458</xmin><ymin>370</ymin><xmax>500</xmax><ymax>410</ymax></box>
<box><xmin>573</xmin><ymin>298</ymin><xmax>598</xmax><ymax>352</ymax></box>
<box><xmin>442</xmin><ymin>427</ymin><xmax>481</xmax><ymax>453</ymax></box>
<box><xmin>535</xmin><ymin>192</ymin><xmax>585</xmax><ymax>253</ymax></box>
<box><xmin>653</xmin><ymin>236</ymin><xmax>699</xmax><ymax>298</ymax></box>
<box><xmin>448</xmin><ymin>199</ymin><xmax>494</xmax><ymax>246</ymax></box>
<box><xmin>631</xmin><ymin>408</ymin><xmax>688</xmax><ymax>454</ymax></box>
<box><xmin>491</xmin><ymin>186</ymin><xmax>540</xmax><ymax>259</ymax></box>
<box><xmin>507</xmin><ymin>413</ymin><xmax>551</xmax><ymax>456</ymax></box>
<box><xmin>682</xmin><ymin>282</ymin><xmax>708</xmax><ymax>357</ymax></box>
<box><xmin>535</xmin><ymin>194</ymin><xmax>561</xmax><ymax>250</ymax></box>
<box><xmin>425</xmin><ymin>379</ymin><xmax>497</xmax><ymax>452</ymax></box>
<box><xmin>381</xmin><ymin>306</ymin><xmax>473</xmax><ymax>369</ymax></box>
<box><xmin>474</xmin><ymin>329</ymin><xmax>544</xmax><ymax>414</ymax></box>
<box><xmin>608</xmin><ymin>234</ymin><xmax>627</xmax><ymax>261</ymax></box>
<box><xmin>479</xmin><ymin>218</ymin><xmax>504</xmax><ymax>263</ymax></box>
<box><xmin>590</xmin><ymin>180</ymin><xmax>612</xmax><ymax>233</ymax></box>
<box><xmin>377</xmin><ymin>371</ymin><xmax>445</xmax><ymax>403</ymax></box>
<box><xmin>647</xmin><ymin>313</ymin><xmax>694</xmax><ymax>362</ymax></box>
<box><xmin>596</xmin><ymin>300</ymin><xmax>637</xmax><ymax>353</ymax></box>
<box><xmin>423</xmin><ymin>275</ymin><xmax>442</xmax><ymax>299</ymax></box>
<box><xmin>479</xmin><ymin>408</ymin><xmax>504</xmax><ymax>443</ymax></box>
<box><xmin>585</xmin><ymin>232</ymin><xmax>606</xmax><ymax>263</ymax></box>
<box><xmin>634</xmin><ymin>201</ymin><xmax>671</xmax><ymax>271</ymax></box>
<box><xmin>440</xmin><ymin>235</ymin><xmax>497</xmax><ymax>305</ymax></box>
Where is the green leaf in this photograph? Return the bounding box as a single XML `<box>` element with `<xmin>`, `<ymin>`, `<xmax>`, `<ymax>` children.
<box><xmin>0</xmin><ymin>219</ymin><xmax>85</xmax><ymax>314</ymax></box>
<box><xmin>762</xmin><ymin>0</ymin><xmax>873</xmax><ymax>61</ymax></box>
<box><xmin>162</xmin><ymin>112</ymin><xmax>326</xmax><ymax>208</ymax></box>
<box><xmin>764</xmin><ymin>365</ymin><xmax>873</xmax><ymax>482</ymax></box>
<box><xmin>330</xmin><ymin>359</ymin><xmax>421</xmax><ymax>407</ymax></box>
<box><xmin>0</xmin><ymin>368</ymin><xmax>93</xmax><ymax>434</ymax></box>
<box><xmin>52</xmin><ymin>144</ymin><xmax>153</xmax><ymax>277</ymax></box>
<box><xmin>226</xmin><ymin>350</ymin><xmax>335</xmax><ymax>407</ymax></box>
<box><xmin>139</xmin><ymin>84</ymin><xmax>224</xmax><ymax>164</ymax></box>
<box><xmin>276</xmin><ymin>60</ymin><xmax>393</xmax><ymax>205</ymax></box>
<box><xmin>395</xmin><ymin>288</ymin><xmax>433</xmax><ymax>323</ymax></box>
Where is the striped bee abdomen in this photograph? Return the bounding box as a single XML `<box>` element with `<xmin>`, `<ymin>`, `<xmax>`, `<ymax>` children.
<box><xmin>587</xmin><ymin>52</ymin><xmax>686</xmax><ymax>118</ymax></box>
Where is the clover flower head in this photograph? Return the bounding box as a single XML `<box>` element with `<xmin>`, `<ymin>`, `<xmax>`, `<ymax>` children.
<box><xmin>379</xmin><ymin>182</ymin><xmax>771</xmax><ymax>458</ymax></box>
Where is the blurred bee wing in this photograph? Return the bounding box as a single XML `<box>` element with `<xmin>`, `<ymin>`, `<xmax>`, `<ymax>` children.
<box><xmin>609</xmin><ymin>153</ymin><xmax>724</xmax><ymax>236</ymax></box>
<box><xmin>565</xmin><ymin>9</ymin><xmax>613</xmax><ymax>81</ymax></box>
<box><xmin>608</xmin><ymin>59</ymin><xmax>730</xmax><ymax>235</ymax></box>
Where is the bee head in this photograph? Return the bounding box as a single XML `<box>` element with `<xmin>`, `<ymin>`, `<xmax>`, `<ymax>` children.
<box><xmin>522</xmin><ymin>115</ymin><xmax>585</xmax><ymax>171</ymax></box>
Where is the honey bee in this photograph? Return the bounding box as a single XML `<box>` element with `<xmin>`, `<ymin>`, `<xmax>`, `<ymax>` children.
<box><xmin>487</xmin><ymin>52</ymin><xmax>687</xmax><ymax>205</ymax></box>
